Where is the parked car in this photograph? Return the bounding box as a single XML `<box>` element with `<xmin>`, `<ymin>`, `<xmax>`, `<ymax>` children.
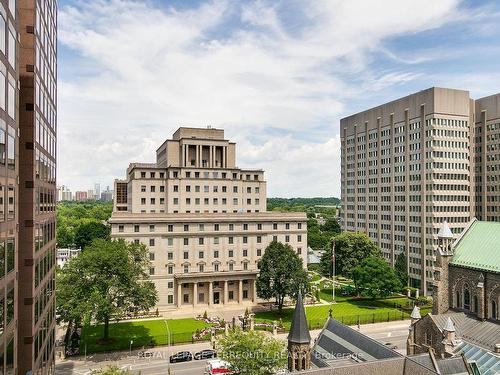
<box><xmin>169</xmin><ymin>351</ymin><xmax>193</xmax><ymax>363</ymax></box>
<box><xmin>195</xmin><ymin>349</ymin><xmax>217</xmax><ymax>360</ymax></box>
<box><xmin>204</xmin><ymin>359</ymin><xmax>233</xmax><ymax>374</ymax></box>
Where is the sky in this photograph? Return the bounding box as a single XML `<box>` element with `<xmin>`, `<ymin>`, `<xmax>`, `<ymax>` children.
<box><xmin>57</xmin><ymin>0</ymin><xmax>500</xmax><ymax>197</ymax></box>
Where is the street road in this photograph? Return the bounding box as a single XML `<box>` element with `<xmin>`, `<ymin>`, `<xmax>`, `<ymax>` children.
<box><xmin>56</xmin><ymin>320</ymin><xmax>411</xmax><ymax>374</ymax></box>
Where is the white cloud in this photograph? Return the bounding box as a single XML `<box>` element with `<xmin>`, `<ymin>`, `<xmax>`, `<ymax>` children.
<box><xmin>58</xmin><ymin>0</ymin><xmax>462</xmax><ymax>196</ymax></box>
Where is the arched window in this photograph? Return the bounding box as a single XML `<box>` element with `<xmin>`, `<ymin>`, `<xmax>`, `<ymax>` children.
<box><xmin>456</xmin><ymin>291</ymin><xmax>461</xmax><ymax>308</ymax></box>
<box><xmin>464</xmin><ymin>289</ymin><xmax>470</xmax><ymax>310</ymax></box>
<box><xmin>492</xmin><ymin>301</ymin><xmax>498</xmax><ymax>320</ymax></box>
<box><xmin>474</xmin><ymin>296</ymin><xmax>478</xmax><ymax>313</ymax></box>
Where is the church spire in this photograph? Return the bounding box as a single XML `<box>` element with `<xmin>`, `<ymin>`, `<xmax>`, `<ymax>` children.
<box><xmin>287</xmin><ymin>291</ymin><xmax>312</xmax><ymax>371</ymax></box>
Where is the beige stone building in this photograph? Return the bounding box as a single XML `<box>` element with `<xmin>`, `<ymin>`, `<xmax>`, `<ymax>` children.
<box><xmin>110</xmin><ymin>127</ymin><xmax>307</xmax><ymax>312</ymax></box>
<box><xmin>341</xmin><ymin>87</ymin><xmax>500</xmax><ymax>295</ymax></box>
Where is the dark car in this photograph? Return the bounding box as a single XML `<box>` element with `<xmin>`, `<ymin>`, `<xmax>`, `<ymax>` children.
<box><xmin>194</xmin><ymin>349</ymin><xmax>217</xmax><ymax>360</ymax></box>
<box><xmin>170</xmin><ymin>351</ymin><xmax>193</xmax><ymax>363</ymax></box>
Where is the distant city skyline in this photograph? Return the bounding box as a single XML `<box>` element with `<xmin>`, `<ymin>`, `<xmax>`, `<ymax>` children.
<box><xmin>57</xmin><ymin>0</ymin><xmax>500</xmax><ymax>197</ymax></box>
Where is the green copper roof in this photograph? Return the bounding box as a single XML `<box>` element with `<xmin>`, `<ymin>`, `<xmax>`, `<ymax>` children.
<box><xmin>451</xmin><ymin>220</ymin><xmax>500</xmax><ymax>273</ymax></box>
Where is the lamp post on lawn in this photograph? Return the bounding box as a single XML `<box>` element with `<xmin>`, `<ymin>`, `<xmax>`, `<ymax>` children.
<box><xmin>164</xmin><ymin>320</ymin><xmax>172</xmax><ymax>371</ymax></box>
<box><xmin>332</xmin><ymin>241</ymin><xmax>336</xmax><ymax>304</ymax></box>
<box><xmin>129</xmin><ymin>340</ymin><xmax>133</xmax><ymax>356</ymax></box>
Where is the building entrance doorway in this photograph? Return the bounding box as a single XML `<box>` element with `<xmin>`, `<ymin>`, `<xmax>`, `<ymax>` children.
<box><xmin>213</xmin><ymin>292</ymin><xmax>220</xmax><ymax>304</ymax></box>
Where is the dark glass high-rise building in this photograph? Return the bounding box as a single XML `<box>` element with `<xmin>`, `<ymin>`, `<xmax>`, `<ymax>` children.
<box><xmin>0</xmin><ymin>0</ymin><xmax>20</xmax><ymax>372</ymax></box>
<box><xmin>0</xmin><ymin>0</ymin><xmax>57</xmax><ymax>373</ymax></box>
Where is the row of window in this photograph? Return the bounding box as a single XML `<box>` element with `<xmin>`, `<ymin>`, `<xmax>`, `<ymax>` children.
<box><xmin>138</xmin><ymin>170</ymin><xmax>261</xmax><ymax>181</ymax></box>
<box><xmin>140</xmin><ymin>196</ymin><xmax>260</xmax><ymax>206</ymax></box>
<box><xmin>125</xmin><ymin>222</ymin><xmax>303</xmax><ymax>233</ymax></box>
<box><xmin>142</xmin><ymin>234</ymin><xmax>303</xmax><ymax>247</ymax></box>
<box><xmin>143</xmin><ymin>184</ymin><xmax>261</xmax><ymax>194</ymax></box>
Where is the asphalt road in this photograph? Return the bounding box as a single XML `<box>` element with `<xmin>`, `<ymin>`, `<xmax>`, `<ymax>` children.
<box><xmin>56</xmin><ymin>320</ymin><xmax>411</xmax><ymax>374</ymax></box>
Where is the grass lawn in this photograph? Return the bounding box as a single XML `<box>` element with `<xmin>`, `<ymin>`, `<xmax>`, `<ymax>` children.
<box><xmin>80</xmin><ymin>318</ymin><xmax>212</xmax><ymax>353</ymax></box>
<box><xmin>255</xmin><ymin>297</ymin><xmax>413</xmax><ymax>329</ymax></box>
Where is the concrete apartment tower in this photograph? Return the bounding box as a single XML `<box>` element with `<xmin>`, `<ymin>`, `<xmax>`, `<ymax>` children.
<box><xmin>110</xmin><ymin>127</ymin><xmax>307</xmax><ymax>313</ymax></box>
<box><xmin>341</xmin><ymin>87</ymin><xmax>500</xmax><ymax>295</ymax></box>
<box><xmin>17</xmin><ymin>0</ymin><xmax>58</xmax><ymax>373</ymax></box>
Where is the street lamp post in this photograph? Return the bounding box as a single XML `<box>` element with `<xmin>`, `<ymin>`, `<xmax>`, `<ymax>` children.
<box><xmin>164</xmin><ymin>320</ymin><xmax>172</xmax><ymax>370</ymax></box>
<box><xmin>129</xmin><ymin>340</ymin><xmax>133</xmax><ymax>356</ymax></box>
<box><xmin>332</xmin><ymin>241</ymin><xmax>336</xmax><ymax>304</ymax></box>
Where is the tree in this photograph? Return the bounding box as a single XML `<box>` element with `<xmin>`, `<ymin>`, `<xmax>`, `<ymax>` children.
<box><xmin>56</xmin><ymin>224</ymin><xmax>75</xmax><ymax>248</ymax></box>
<box><xmin>74</xmin><ymin>220</ymin><xmax>110</xmax><ymax>250</ymax></box>
<box><xmin>57</xmin><ymin>239</ymin><xmax>158</xmax><ymax>341</ymax></box>
<box><xmin>321</xmin><ymin>232</ymin><xmax>381</xmax><ymax>278</ymax></box>
<box><xmin>352</xmin><ymin>256</ymin><xmax>402</xmax><ymax>298</ymax></box>
<box><xmin>395</xmin><ymin>251</ymin><xmax>409</xmax><ymax>288</ymax></box>
<box><xmin>256</xmin><ymin>241</ymin><xmax>308</xmax><ymax>314</ymax></box>
<box><xmin>319</xmin><ymin>217</ymin><xmax>341</xmax><ymax>234</ymax></box>
<box><xmin>91</xmin><ymin>366</ymin><xmax>133</xmax><ymax>375</ymax></box>
<box><xmin>217</xmin><ymin>328</ymin><xmax>286</xmax><ymax>375</ymax></box>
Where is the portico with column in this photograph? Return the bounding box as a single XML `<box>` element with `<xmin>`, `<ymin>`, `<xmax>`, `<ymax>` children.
<box><xmin>174</xmin><ymin>271</ymin><xmax>258</xmax><ymax>309</ymax></box>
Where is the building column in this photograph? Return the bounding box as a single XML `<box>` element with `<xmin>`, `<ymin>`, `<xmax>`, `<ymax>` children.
<box><xmin>196</xmin><ymin>145</ymin><xmax>201</xmax><ymax>167</ymax></box>
<box><xmin>193</xmin><ymin>282</ymin><xmax>198</xmax><ymax>307</ymax></box>
<box><xmin>222</xmin><ymin>146</ymin><xmax>226</xmax><ymax>168</ymax></box>
<box><xmin>177</xmin><ymin>283</ymin><xmax>182</xmax><ymax>308</ymax></box>
<box><xmin>224</xmin><ymin>280</ymin><xmax>228</xmax><ymax>304</ymax></box>
<box><xmin>208</xmin><ymin>281</ymin><xmax>213</xmax><ymax>306</ymax></box>
<box><xmin>183</xmin><ymin>144</ymin><xmax>186</xmax><ymax>167</ymax></box>
<box><xmin>239</xmin><ymin>279</ymin><xmax>243</xmax><ymax>303</ymax></box>
<box><xmin>252</xmin><ymin>279</ymin><xmax>257</xmax><ymax>303</ymax></box>
<box><xmin>210</xmin><ymin>145</ymin><xmax>214</xmax><ymax>168</ymax></box>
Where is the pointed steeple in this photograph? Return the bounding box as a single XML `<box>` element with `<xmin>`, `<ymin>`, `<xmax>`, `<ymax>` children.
<box><xmin>438</xmin><ymin>221</ymin><xmax>453</xmax><ymax>239</ymax></box>
<box><xmin>287</xmin><ymin>291</ymin><xmax>311</xmax><ymax>344</ymax></box>
<box><xmin>411</xmin><ymin>306</ymin><xmax>421</xmax><ymax>320</ymax></box>
<box><xmin>443</xmin><ymin>317</ymin><xmax>455</xmax><ymax>332</ymax></box>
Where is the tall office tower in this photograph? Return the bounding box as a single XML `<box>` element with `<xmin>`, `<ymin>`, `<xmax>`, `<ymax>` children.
<box><xmin>18</xmin><ymin>0</ymin><xmax>57</xmax><ymax>373</ymax></box>
<box><xmin>110</xmin><ymin>127</ymin><xmax>307</xmax><ymax>311</ymax></box>
<box><xmin>474</xmin><ymin>93</ymin><xmax>500</xmax><ymax>221</ymax></box>
<box><xmin>94</xmin><ymin>182</ymin><xmax>100</xmax><ymax>200</ymax></box>
<box><xmin>341</xmin><ymin>88</ymin><xmax>475</xmax><ymax>295</ymax></box>
<box><xmin>0</xmin><ymin>0</ymin><xmax>19</xmax><ymax>371</ymax></box>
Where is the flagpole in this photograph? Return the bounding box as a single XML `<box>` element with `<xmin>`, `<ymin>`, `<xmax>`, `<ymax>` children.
<box><xmin>332</xmin><ymin>241</ymin><xmax>336</xmax><ymax>304</ymax></box>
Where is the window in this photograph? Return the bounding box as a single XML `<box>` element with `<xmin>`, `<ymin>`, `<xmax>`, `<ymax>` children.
<box><xmin>149</xmin><ymin>238</ymin><xmax>155</xmax><ymax>247</ymax></box>
<box><xmin>204</xmin><ymin>185</ymin><xmax>209</xmax><ymax>193</ymax></box>
<box><xmin>298</xmin><ymin>248</ymin><xmax>302</xmax><ymax>254</ymax></box>
<box><xmin>214</xmin><ymin>263</ymin><xmax>219</xmax><ymax>271</ymax></box>
<box><xmin>214</xmin><ymin>224</ymin><xmax>219</xmax><ymax>231</ymax></box>
<box><xmin>298</xmin><ymin>235</ymin><xmax>302</xmax><ymax>242</ymax></box>
<box><xmin>199</xmin><ymin>238</ymin><xmax>204</xmax><ymax>245</ymax></box>
<box><xmin>7</xmin><ymin>80</ymin><xmax>14</xmax><ymax>120</ymax></box>
<box><xmin>183</xmin><ymin>238</ymin><xmax>189</xmax><ymax>246</ymax></box>
<box><xmin>298</xmin><ymin>223</ymin><xmax>302</xmax><ymax>229</ymax></box>
<box><xmin>229</xmin><ymin>224</ymin><xmax>234</xmax><ymax>231</ymax></box>
<box><xmin>286</xmin><ymin>223</ymin><xmax>290</xmax><ymax>230</ymax></box>
<box><xmin>8</xmin><ymin>30</ymin><xmax>15</xmax><ymax>68</ymax></box>
<box><xmin>183</xmin><ymin>251</ymin><xmax>189</xmax><ymax>259</ymax></box>
<box><xmin>285</xmin><ymin>235</ymin><xmax>290</xmax><ymax>243</ymax></box>
<box><xmin>257</xmin><ymin>249</ymin><xmax>262</xmax><ymax>256</ymax></box>
<box><xmin>255</xmin><ymin>187</ymin><xmax>260</xmax><ymax>193</ymax></box>
<box><xmin>173</xmin><ymin>198</ymin><xmax>179</xmax><ymax>204</ymax></box>
<box><xmin>214</xmin><ymin>250</ymin><xmax>219</xmax><ymax>258</ymax></box>
<box><xmin>186</xmin><ymin>198</ymin><xmax>191</xmax><ymax>205</ymax></box>
<box><xmin>150</xmin><ymin>186</ymin><xmax>155</xmax><ymax>192</ymax></box>
<box><xmin>173</xmin><ymin>185</ymin><xmax>179</xmax><ymax>192</ymax></box>
<box><xmin>195</xmin><ymin>185</ymin><xmax>200</xmax><ymax>192</ymax></box>
<box><xmin>184</xmin><ymin>264</ymin><xmax>189</xmax><ymax>273</ymax></box>
<box><xmin>183</xmin><ymin>294</ymin><xmax>189</xmax><ymax>303</ymax></box>
<box><xmin>243</xmin><ymin>249</ymin><xmax>248</xmax><ymax>257</ymax></box>
<box><xmin>168</xmin><ymin>224</ymin><xmax>174</xmax><ymax>232</ymax></box>
<box><xmin>0</xmin><ymin>73</ymin><xmax>5</xmax><ymax>110</ymax></box>
<box><xmin>0</xmin><ymin>15</ymin><xmax>5</xmax><ymax>54</ymax></box>
<box><xmin>257</xmin><ymin>223</ymin><xmax>262</xmax><ymax>230</ymax></box>
<box><xmin>243</xmin><ymin>236</ymin><xmax>248</xmax><ymax>244</ymax></box>
<box><xmin>257</xmin><ymin>236</ymin><xmax>262</xmax><ymax>243</ymax></box>
<box><xmin>141</xmin><ymin>198</ymin><xmax>146</xmax><ymax>205</ymax></box>
<box><xmin>168</xmin><ymin>282</ymin><xmax>174</xmax><ymax>288</ymax></box>
<box><xmin>149</xmin><ymin>267</ymin><xmax>155</xmax><ymax>275</ymax></box>
<box><xmin>229</xmin><ymin>263</ymin><xmax>234</xmax><ymax>271</ymax></box>
<box><xmin>229</xmin><ymin>291</ymin><xmax>234</xmax><ymax>300</ymax></box>
<box><xmin>184</xmin><ymin>224</ymin><xmax>189</xmax><ymax>231</ymax></box>
<box><xmin>149</xmin><ymin>224</ymin><xmax>155</xmax><ymax>232</ymax></box>
<box><xmin>233</xmin><ymin>186</ymin><xmax>238</xmax><ymax>193</ymax></box>
<box><xmin>247</xmin><ymin>187</ymin><xmax>251</xmax><ymax>193</ymax></box>
<box><xmin>273</xmin><ymin>223</ymin><xmax>278</xmax><ymax>230</ymax></box>
<box><xmin>167</xmin><ymin>252</ymin><xmax>173</xmax><ymax>260</ymax></box>
<box><xmin>199</xmin><ymin>264</ymin><xmax>204</xmax><ymax>272</ymax></box>
<box><xmin>228</xmin><ymin>237</ymin><xmax>234</xmax><ymax>244</ymax></box>
<box><xmin>233</xmin><ymin>198</ymin><xmax>238</xmax><ymax>205</ymax></box>
<box><xmin>243</xmin><ymin>224</ymin><xmax>248</xmax><ymax>230</ymax></box>
<box><xmin>243</xmin><ymin>290</ymin><xmax>248</xmax><ymax>299</ymax></box>
<box><xmin>214</xmin><ymin>237</ymin><xmax>219</xmax><ymax>245</ymax></box>
<box><xmin>243</xmin><ymin>262</ymin><xmax>248</xmax><ymax>270</ymax></box>
<box><xmin>118</xmin><ymin>225</ymin><xmax>124</xmax><ymax>233</ymax></box>
<box><xmin>186</xmin><ymin>185</ymin><xmax>191</xmax><ymax>192</ymax></box>
<box><xmin>199</xmin><ymin>224</ymin><xmax>204</xmax><ymax>231</ymax></box>
<box><xmin>134</xmin><ymin>225</ymin><xmax>140</xmax><ymax>232</ymax></box>
<box><xmin>149</xmin><ymin>253</ymin><xmax>155</xmax><ymax>261</ymax></box>
<box><xmin>228</xmin><ymin>250</ymin><xmax>234</xmax><ymax>257</ymax></box>
<box><xmin>273</xmin><ymin>235</ymin><xmax>278</xmax><ymax>242</ymax></box>
<box><xmin>167</xmin><ymin>295</ymin><xmax>173</xmax><ymax>304</ymax></box>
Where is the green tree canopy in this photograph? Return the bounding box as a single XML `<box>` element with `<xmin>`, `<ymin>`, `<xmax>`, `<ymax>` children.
<box><xmin>256</xmin><ymin>241</ymin><xmax>308</xmax><ymax>313</ymax></box>
<box><xmin>352</xmin><ymin>256</ymin><xmax>402</xmax><ymax>299</ymax></box>
<box><xmin>319</xmin><ymin>217</ymin><xmax>341</xmax><ymax>234</ymax></box>
<box><xmin>395</xmin><ymin>251</ymin><xmax>409</xmax><ymax>288</ymax></box>
<box><xmin>74</xmin><ymin>220</ymin><xmax>110</xmax><ymax>250</ymax></box>
<box><xmin>90</xmin><ymin>366</ymin><xmax>133</xmax><ymax>375</ymax></box>
<box><xmin>217</xmin><ymin>329</ymin><xmax>286</xmax><ymax>375</ymax></box>
<box><xmin>57</xmin><ymin>239</ymin><xmax>158</xmax><ymax>340</ymax></box>
<box><xmin>321</xmin><ymin>232</ymin><xmax>381</xmax><ymax>278</ymax></box>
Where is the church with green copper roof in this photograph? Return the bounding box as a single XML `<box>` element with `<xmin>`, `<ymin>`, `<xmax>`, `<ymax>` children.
<box><xmin>433</xmin><ymin>218</ymin><xmax>500</xmax><ymax>321</ymax></box>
